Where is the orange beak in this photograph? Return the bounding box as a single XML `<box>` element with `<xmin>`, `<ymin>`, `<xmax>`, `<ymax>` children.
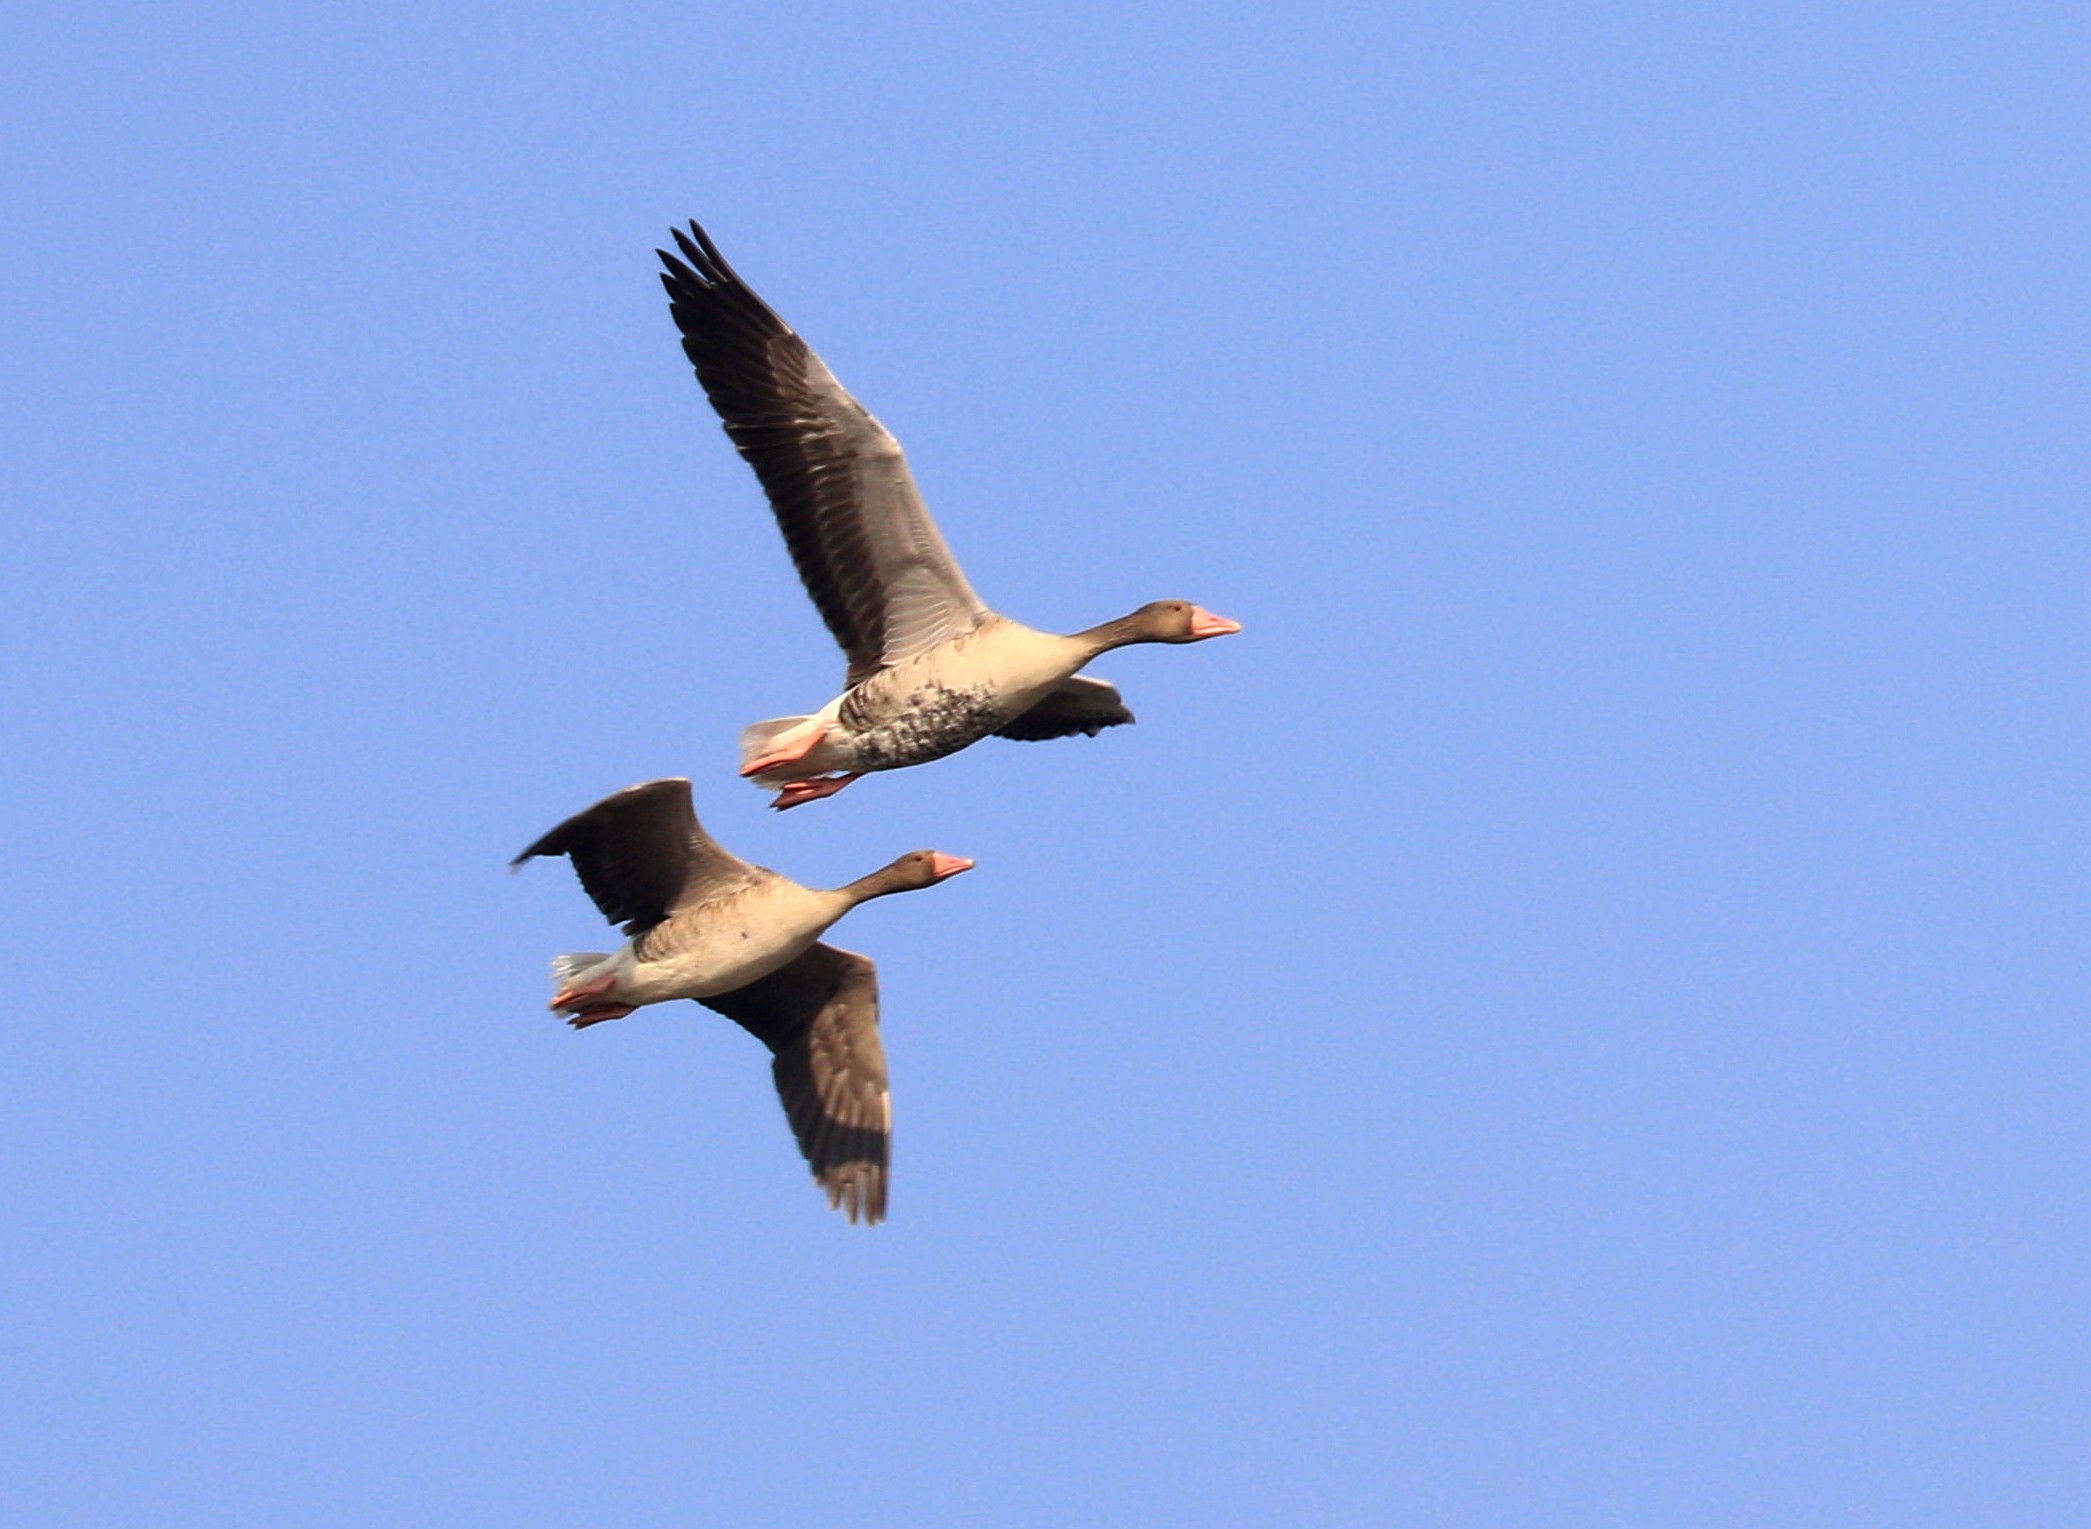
<box><xmin>1189</xmin><ymin>607</ymin><xmax>1243</xmax><ymax>638</ymax></box>
<box><xmin>928</xmin><ymin>853</ymin><xmax>976</xmax><ymax>880</ymax></box>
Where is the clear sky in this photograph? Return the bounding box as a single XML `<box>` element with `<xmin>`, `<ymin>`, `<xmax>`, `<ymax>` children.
<box><xmin>5</xmin><ymin>3</ymin><xmax>2087</xmax><ymax>1524</ymax></box>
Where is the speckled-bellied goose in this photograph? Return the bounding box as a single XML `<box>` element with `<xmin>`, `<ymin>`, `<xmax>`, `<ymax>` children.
<box><xmin>657</xmin><ymin>221</ymin><xmax>1242</xmax><ymax>809</ymax></box>
<box><xmin>511</xmin><ymin>777</ymin><xmax>971</xmax><ymax>1223</ymax></box>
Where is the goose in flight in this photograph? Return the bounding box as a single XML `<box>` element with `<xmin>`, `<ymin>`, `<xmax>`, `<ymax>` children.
<box><xmin>658</xmin><ymin>221</ymin><xmax>1241</xmax><ymax>809</ymax></box>
<box><xmin>512</xmin><ymin>777</ymin><xmax>972</xmax><ymax>1223</ymax></box>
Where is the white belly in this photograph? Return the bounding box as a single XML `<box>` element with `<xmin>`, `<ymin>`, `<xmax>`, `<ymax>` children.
<box><xmin>633</xmin><ymin>932</ymin><xmax>807</xmax><ymax>1002</ymax></box>
<box><xmin>621</xmin><ymin>883</ymin><xmax>843</xmax><ymax>1003</ymax></box>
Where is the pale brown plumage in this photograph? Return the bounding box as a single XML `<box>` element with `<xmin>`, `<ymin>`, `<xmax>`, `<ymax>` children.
<box><xmin>657</xmin><ymin>222</ymin><xmax>1239</xmax><ymax>807</ymax></box>
<box><xmin>514</xmin><ymin>779</ymin><xmax>968</xmax><ymax>1224</ymax></box>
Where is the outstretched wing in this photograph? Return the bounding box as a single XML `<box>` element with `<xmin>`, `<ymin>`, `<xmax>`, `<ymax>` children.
<box><xmin>510</xmin><ymin>778</ymin><xmax>759</xmax><ymax>936</ymax></box>
<box><xmin>659</xmin><ymin>222</ymin><xmax>990</xmax><ymax>687</ymax></box>
<box><xmin>700</xmin><ymin>943</ymin><xmax>891</xmax><ymax>1225</ymax></box>
<box><xmin>995</xmin><ymin>675</ymin><xmax>1135</xmax><ymax>741</ymax></box>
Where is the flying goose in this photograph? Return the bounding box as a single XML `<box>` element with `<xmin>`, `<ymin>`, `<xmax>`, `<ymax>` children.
<box><xmin>512</xmin><ymin>777</ymin><xmax>972</xmax><ymax>1223</ymax></box>
<box><xmin>658</xmin><ymin>221</ymin><xmax>1241</xmax><ymax>808</ymax></box>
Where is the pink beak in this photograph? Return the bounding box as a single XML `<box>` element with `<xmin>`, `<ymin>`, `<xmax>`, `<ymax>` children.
<box><xmin>928</xmin><ymin>853</ymin><xmax>976</xmax><ymax>880</ymax></box>
<box><xmin>1189</xmin><ymin>607</ymin><xmax>1243</xmax><ymax>638</ymax></box>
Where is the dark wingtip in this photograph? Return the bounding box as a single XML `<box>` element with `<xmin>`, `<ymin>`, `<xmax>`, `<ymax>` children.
<box><xmin>668</xmin><ymin>223</ymin><xmax>715</xmax><ymax>278</ymax></box>
<box><xmin>663</xmin><ymin>220</ymin><xmax>746</xmax><ymax>290</ymax></box>
<box><xmin>508</xmin><ymin>825</ymin><xmax>567</xmax><ymax>870</ymax></box>
<box><xmin>686</xmin><ymin>219</ymin><xmax>726</xmax><ymax>263</ymax></box>
<box><xmin>820</xmin><ymin>1165</ymin><xmax>885</xmax><ymax>1226</ymax></box>
<box><xmin>658</xmin><ymin>246</ymin><xmax>698</xmax><ymax>291</ymax></box>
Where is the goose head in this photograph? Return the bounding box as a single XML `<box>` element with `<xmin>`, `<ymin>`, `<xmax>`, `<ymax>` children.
<box><xmin>846</xmin><ymin>850</ymin><xmax>976</xmax><ymax>902</ymax></box>
<box><xmin>1111</xmin><ymin>600</ymin><xmax>1243</xmax><ymax>646</ymax></box>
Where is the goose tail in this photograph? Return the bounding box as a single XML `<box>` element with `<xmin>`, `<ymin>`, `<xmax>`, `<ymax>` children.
<box><xmin>550</xmin><ymin>952</ymin><xmax>615</xmax><ymax>991</ymax></box>
<box><xmin>738</xmin><ymin>715</ymin><xmax>821</xmax><ymax>780</ymax></box>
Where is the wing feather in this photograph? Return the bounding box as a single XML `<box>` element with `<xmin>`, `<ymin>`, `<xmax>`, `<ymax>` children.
<box><xmin>659</xmin><ymin>222</ymin><xmax>988</xmax><ymax>686</ymax></box>
<box><xmin>699</xmin><ymin>943</ymin><xmax>891</xmax><ymax>1224</ymax></box>
<box><xmin>510</xmin><ymin>779</ymin><xmax>758</xmax><ymax>935</ymax></box>
<box><xmin>994</xmin><ymin>675</ymin><xmax>1136</xmax><ymax>741</ymax></box>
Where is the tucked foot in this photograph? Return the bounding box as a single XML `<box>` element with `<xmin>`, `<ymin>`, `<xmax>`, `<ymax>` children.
<box><xmin>550</xmin><ymin>973</ymin><xmax>617</xmax><ymax>1012</ymax></box>
<box><xmin>567</xmin><ymin>1003</ymin><xmax>637</xmax><ymax>1029</ymax></box>
<box><xmin>771</xmin><ymin>773</ymin><xmax>862</xmax><ymax>810</ymax></box>
<box><xmin>741</xmin><ymin>719</ymin><xmax>834</xmax><ymax>777</ymax></box>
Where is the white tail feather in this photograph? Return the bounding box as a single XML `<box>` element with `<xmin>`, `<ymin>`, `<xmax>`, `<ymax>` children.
<box><xmin>551</xmin><ymin>952</ymin><xmax>613</xmax><ymax>989</ymax></box>
<box><xmin>738</xmin><ymin>715</ymin><xmax>818</xmax><ymax>772</ymax></box>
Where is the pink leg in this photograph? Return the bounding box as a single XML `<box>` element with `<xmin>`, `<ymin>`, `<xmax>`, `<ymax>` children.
<box><xmin>741</xmin><ymin>719</ymin><xmax>834</xmax><ymax>778</ymax></box>
<box><xmin>550</xmin><ymin>973</ymin><xmax>617</xmax><ymax>1012</ymax></box>
<box><xmin>771</xmin><ymin>773</ymin><xmax>863</xmax><ymax>811</ymax></box>
<box><xmin>568</xmin><ymin>1003</ymin><xmax>637</xmax><ymax>1029</ymax></box>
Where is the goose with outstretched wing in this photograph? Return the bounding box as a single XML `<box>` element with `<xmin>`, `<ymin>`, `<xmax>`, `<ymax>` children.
<box><xmin>658</xmin><ymin>221</ymin><xmax>1240</xmax><ymax>808</ymax></box>
<box><xmin>512</xmin><ymin>778</ymin><xmax>971</xmax><ymax>1223</ymax></box>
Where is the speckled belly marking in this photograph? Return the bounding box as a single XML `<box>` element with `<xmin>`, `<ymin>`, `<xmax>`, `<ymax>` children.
<box><xmin>843</xmin><ymin>682</ymin><xmax>1010</xmax><ymax>770</ymax></box>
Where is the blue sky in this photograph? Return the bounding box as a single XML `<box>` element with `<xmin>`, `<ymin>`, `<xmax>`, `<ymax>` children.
<box><xmin>5</xmin><ymin>3</ymin><xmax>2088</xmax><ymax>1524</ymax></box>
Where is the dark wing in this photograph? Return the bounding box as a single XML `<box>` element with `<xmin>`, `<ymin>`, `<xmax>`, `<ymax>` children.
<box><xmin>995</xmin><ymin>675</ymin><xmax>1135</xmax><ymax>741</ymax></box>
<box><xmin>700</xmin><ymin>943</ymin><xmax>891</xmax><ymax>1225</ymax></box>
<box><xmin>658</xmin><ymin>221</ymin><xmax>989</xmax><ymax>687</ymax></box>
<box><xmin>510</xmin><ymin>778</ymin><xmax>758</xmax><ymax>936</ymax></box>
